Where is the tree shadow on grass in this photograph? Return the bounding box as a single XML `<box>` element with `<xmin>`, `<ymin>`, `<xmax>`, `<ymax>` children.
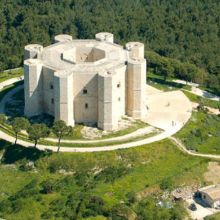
<box><xmin>148</xmin><ymin>76</ymin><xmax>185</xmax><ymax>89</ymax></box>
<box><xmin>1</xmin><ymin>141</ymin><xmax>52</xmax><ymax>164</ymax></box>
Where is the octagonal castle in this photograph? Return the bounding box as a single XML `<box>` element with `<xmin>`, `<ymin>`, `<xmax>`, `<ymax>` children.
<box><xmin>24</xmin><ymin>32</ymin><xmax>147</xmax><ymax>130</ymax></box>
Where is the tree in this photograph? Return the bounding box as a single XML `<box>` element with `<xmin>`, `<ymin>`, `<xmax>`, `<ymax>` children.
<box><xmin>52</xmin><ymin>120</ymin><xmax>72</xmax><ymax>152</ymax></box>
<box><xmin>0</xmin><ymin>114</ymin><xmax>6</xmax><ymax>125</ymax></box>
<box><xmin>12</xmin><ymin>117</ymin><xmax>30</xmax><ymax>144</ymax></box>
<box><xmin>27</xmin><ymin>123</ymin><xmax>50</xmax><ymax>148</ymax></box>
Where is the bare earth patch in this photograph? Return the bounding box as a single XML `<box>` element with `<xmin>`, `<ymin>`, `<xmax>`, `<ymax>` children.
<box><xmin>204</xmin><ymin>162</ymin><xmax>220</xmax><ymax>184</ymax></box>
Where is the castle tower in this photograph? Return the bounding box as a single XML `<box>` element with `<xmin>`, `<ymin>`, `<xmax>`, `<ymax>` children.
<box><xmin>54</xmin><ymin>34</ymin><xmax>73</xmax><ymax>43</ymax></box>
<box><xmin>23</xmin><ymin>33</ymin><xmax>147</xmax><ymax>130</ymax></box>
<box><xmin>126</xmin><ymin>42</ymin><xmax>147</xmax><ymax>119</ymax></box>
<box><xmin>54</xmin><ymin>71</ymin><xmax>75</xmax><ymax>126</ymax></box>
<box><xmin>24</xmin><ymin>44</ymin><xmax>43</xmax><ymax>60</ymax></box>
<box><xmin>24</xmin><ymin>59</ymin><xmax>43</xmax><ymax>117</ymax></box>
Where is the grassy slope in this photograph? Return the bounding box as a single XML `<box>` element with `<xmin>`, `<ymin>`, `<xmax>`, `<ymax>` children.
<box><xmin>0</xmin><ymin>68</ymin><xmax>23</xmax><ymax>83</ymax></box>
<box><xmin>147</xmin><ymin>72</ymin><xmax>191</xmax><ymax>91</ymax></box>
<box><xmin>176</xmin><ymin>111</ymin><xmax>220</xmax><ymax>154</ymax></box>
<box><xmin>0</xmin><ymin>139</ymin><xmax>209</xmax><ymax>219</ymax></box>
<box><xmin>183</xmin><ymin>90</ymin><xmax>219</xmax><ymax>109</ymax></box>
<box><xmin>205</xmin><ymin>212</ymin><xmax>220</xmax><ymax>220</ymax></box>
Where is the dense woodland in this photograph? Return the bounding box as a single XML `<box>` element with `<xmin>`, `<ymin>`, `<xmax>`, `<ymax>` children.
<box><xmin>0</xmin><ymin>0</ymin><xmax>220</xmax><ymax>93</ymax></box>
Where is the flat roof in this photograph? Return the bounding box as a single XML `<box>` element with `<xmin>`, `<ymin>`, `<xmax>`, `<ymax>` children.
<box><xmin>40</xmin><ymin>40</ymin><xmax>127</xmax><ymax>73</ymax></box>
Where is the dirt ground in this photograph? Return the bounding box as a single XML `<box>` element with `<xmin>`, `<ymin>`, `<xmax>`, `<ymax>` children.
<box><xmin>204</xmin><ymin>162</ymin><xmax>220</xmax><ymax>184</ymax></box>
<box><xmin>145</xmin><ymin>88</ymin><xmax>192</xmax><ymax>131</ymax></box>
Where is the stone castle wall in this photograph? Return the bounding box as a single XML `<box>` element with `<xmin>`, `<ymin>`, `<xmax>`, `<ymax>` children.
<box><xmin>24</xmin><ymin>32</ymin><xmax>147</xmax><ymax>130</ymax></box>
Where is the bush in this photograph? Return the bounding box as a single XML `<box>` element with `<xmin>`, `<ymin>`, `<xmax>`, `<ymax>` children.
<box><xmin>159</xmin><ymin>178</ymin><xmax>173</xmax><ymax>191</ymax></box>
<box><xmin>41</xmin><ymin>179</ymin><xmax>55</xmax><ymax>194</ymax></box>
<box><xmin>94</xmin><ymin>166</ymin><xmax>130</xmax><ymax>183</ymax></box>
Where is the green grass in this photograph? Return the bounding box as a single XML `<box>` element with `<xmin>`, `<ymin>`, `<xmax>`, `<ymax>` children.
<box><xmin>147</xmin><ymin>72</ymin><xmax>191</xmax><ymax>91</ymax></box>
<box><xmin>40</xmin><ymin>131</ymin><xmax>159</xmax><ymax>148</ymax></box>
<box><xmin>183</xmin><ymin>90</ymin><xmax>219</xmax><ymax>109</ymax></box>
<box><xmin>0</xmin><ymin>122</ymin><xmax>159</xmax><ymax>148</ymax></box>
<box><xmin>0</xmin><ymin>138</ymin><xmax>210</xmax><ymax>219</ymax></box>
<box><xmin>0</xmin><ymin>68</ymin><xmax>23</xmax><ymax>83</ymax></box>
<box><xmin>176</xmin><ymin>111</ymin><xmax>220</xmax><ymax>154</ymax></box>
<box><xmin>205</xmin><ymin>212</ymin><xmax>220</xmax><ymax>220</ymax></box>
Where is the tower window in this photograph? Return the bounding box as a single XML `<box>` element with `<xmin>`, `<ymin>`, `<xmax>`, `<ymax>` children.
<box><xmin>50</xmin><ymin>84</ymin><xmax>54</xmax><ymax>89</ymax></box>
<box><xmin>51</xmin><ymin>98</ymin><xmax>54</xmax><ymax>104</ymax></box>
<box><xmin>117</xmin><ymin>83</ymin><xmax>120</xmax><ymax>88</ymax></box>
<box><xmin>118</xmin><ymin>97</ymin><xmax>121</xmax><ymax>101</ymax></box>
<box><xmin>83</xmin><ymin>88</ymin><xmax>88</xmax><ymax>94</ymax></box>
<box><xmin>85</xmin><ymin>103</ymin><xmax>88</xmax><ymax>109</ymax></box>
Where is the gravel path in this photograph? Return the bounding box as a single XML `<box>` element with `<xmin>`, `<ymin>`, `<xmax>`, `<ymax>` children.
<box><xmin>0</xmin><ymin>127</ymin><xmax>181</xmax><ymax>152</ymax></box>
<box><xmin>45</xmin><ymin>126</ymin><xmax>156</xmax><ymax>144</ymax></box>
<box><xmin>169</xmin><ymin>137</ymin><xmax>220</xmax><ymax>159</ymax></box>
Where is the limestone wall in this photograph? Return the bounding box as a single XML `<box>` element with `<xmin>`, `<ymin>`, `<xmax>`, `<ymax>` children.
<box><xmin>24</xmin><ymin>44</ymin><xmax>43</xmax><ymax>60</ymax></box>
<box><xmin>24</xmin><ymin>59</ymin><xmax>43</xmax><ymax>117</ymax></box>
<box><xmin>98</xmin><ymin>65</ymin><xmax>126</xmax><ymax>130</ymax></box>
<box><xmin>54</xmin><ymin>34</ymin><xmax>73</xmax><ymax>43</ymax></box>
<box><xmin>95</xmin><ymin>32</ymin><xmax>114</xmax><ymax>43</ymax></box>
<box><xmin>126</xmin><ymin>42</ymin><xmax>144</xmax><ymax>59</ymax></box>
<box><xmin>42</xmin><ymin>66</ymin><xmax>55</xmax><ymax>116</ymax></box>
<box><xmin>54</xmin><ymin>71</ymin><xmax>74</xmax><ymax>126</ymax></box>
<box><xmin>24</xmin><ymin>33</ymin><xmax>147</xmax><ymax>130</ymax></box>
<box><xmin>73</xmin><ymin>73</ymin><xmax>98</xmax><ymax>124</ymax></box>
<box><xmin>126</xmin><ymin>58</ymin><xmax>146</xmax><ymax>119</ymax></box>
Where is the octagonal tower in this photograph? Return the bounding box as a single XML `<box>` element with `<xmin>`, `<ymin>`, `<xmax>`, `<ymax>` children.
<box><xmin>24</xmin><ymin>32</ymin><xmax>147</xmax><ymax>130</ymax></box>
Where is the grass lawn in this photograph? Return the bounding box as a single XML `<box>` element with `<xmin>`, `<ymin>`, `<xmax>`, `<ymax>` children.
<box><xmin>0</xmin><ymin>68</ymin><xmax>23</xmax><ymax>83</ymax></box>
<box><xmin>147</xmin><ymin>72</ymin><xmax>191</xmax><ymax>91</ymax></box>
<box><xmin>182</xmin><ymin>90</ymin><xmax>219</xmax><ymax>109</ymax></box>
<box><xmin>175</xmin><ymin>111</ymin><xmax>220</xmax><ymax>154</ymax></box>
<box><xmin>205</xmin><ymin>212</ymin><xmax>220</xmax><ymax>220</ymax></box>
<box><xmin>0</xmin><ymin>138</ymin><xmax>210</xmax><ymax>219</ymax></box>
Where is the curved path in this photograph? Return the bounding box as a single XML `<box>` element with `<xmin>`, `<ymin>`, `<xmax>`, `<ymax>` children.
<box><xmin>45</xmin><ymin>126</ymin><xmax>155</xmax><ymax>144</ymax></box>
<box><xmin>169</xmin><ymin>137</ymin><xmax>220</xmax><ymax>160</ymax></box>
<box><xmin>0</xmin><ymin>126</ymin><xmax>181</xmax><ymax>152</ymax></box>
<box><xmin>0</xmin><ymin>76</ymin><xmax>196</xmax><ymax>153</ymax></box>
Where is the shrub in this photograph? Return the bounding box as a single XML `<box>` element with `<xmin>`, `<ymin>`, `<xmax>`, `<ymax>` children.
<box><xmin>159</xmin><ymin>178</ymin><xmax>173</xmax><ymax>191</ymax></box>
<box><xmin>41</xmin><ymin>179</ymin><xmax>55</xmax><ymax>194</ymax></box>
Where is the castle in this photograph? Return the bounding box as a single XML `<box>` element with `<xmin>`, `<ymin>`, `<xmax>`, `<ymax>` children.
<box><xmin>24</xmin><ymin>32</ymin><xmax>147</xmax><ymax>130</ymax></box>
